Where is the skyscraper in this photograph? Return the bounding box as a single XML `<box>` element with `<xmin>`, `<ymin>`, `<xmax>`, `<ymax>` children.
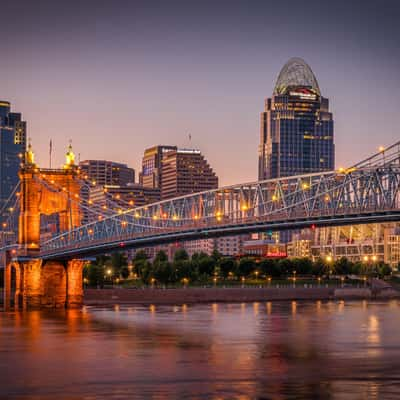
<box><xmin>0</xmin><ymin>101</ymin><xmax>26</xmax><ymax>209</ymax></box>
<box><xmin>161</xmin><ymin>148</ymin><xmax>218</xmax><ymax>199</ymax></box>
<box><xmin>139</xmin><ymin>145</ymin><xmax>177</xmax><ymax>189</ymax></box>
<box><xmin>258</xmin><ymin>58</ymin><xmax>334</xmax><ymax>180</ymax></box>
<box><xmin>79</xmin><ymin>160</ymin><xmax>135</xmax><ymax>186</ymax></box>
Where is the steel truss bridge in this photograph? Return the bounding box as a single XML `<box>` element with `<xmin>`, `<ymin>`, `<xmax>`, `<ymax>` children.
<box><xmin>2</xmin><ymin>141</ymin><xmax>400</xmax><ymax>260</ymax></box>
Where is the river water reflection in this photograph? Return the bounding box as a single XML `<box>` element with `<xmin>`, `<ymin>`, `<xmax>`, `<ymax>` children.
<box><xmin>1</xmin><ymin>300</ymin><xmax>400</xmax><ymax>399</ymax></box>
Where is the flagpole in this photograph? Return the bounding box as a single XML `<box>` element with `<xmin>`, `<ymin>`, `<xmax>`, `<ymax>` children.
<box><xmin>49</xmin><ymin>139</ymin><xmax>52</xmax><ymax>168</ymax></box>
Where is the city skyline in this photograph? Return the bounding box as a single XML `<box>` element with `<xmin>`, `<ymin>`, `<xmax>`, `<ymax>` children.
<box><xmin>1</xmin><ymin>0</ymin><xmax>399</xmax><ymax>186</ymax></box>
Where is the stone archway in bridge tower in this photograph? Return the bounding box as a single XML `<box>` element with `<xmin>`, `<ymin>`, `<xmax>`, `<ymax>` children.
<box><xmin>3</xmin><ymin>260</ymin><xmax>23</xmax><ymax>310</ymax></box>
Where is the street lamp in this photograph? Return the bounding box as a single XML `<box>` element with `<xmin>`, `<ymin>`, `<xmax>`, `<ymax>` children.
<box><xmin>325</xmin><ymin>255</ymin><xmax>333</xmax><ymax>280</ymax></box>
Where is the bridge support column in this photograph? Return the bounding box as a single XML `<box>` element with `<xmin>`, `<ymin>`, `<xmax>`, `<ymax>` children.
<box><xmin>22</xmin><ymin>260</ymin><xmax>43</xmax><ymax>309</ymax></box>
<box><xmin>40</xmin><ymin>261</ymin><xmax>67</xmax><ymax>308</ymax></box>
<box><xmin>14</xmin><ymin>264</ymin><xmax>23</xmax><ymax>309</ymax></box>
<box><xmin>3</xmin><ymin>264</ymin><xmax>11</xmax><ymax>311</ymax></box>
<box><xmin>66</xmin><ymin>260</ymin><xmax>84</xmax><ymax>308</ymax></box>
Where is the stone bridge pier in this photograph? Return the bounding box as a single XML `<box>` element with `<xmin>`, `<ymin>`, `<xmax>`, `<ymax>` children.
<box><xmin>3</xmin><ymin>259</ymin><xmax>84</xmax><ymax>310</ymax></box>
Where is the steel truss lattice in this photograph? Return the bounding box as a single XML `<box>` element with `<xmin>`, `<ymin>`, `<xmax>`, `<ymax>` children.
<box><xmin>37</xmin><ymin>141</ymin><xmax>400</xmax><ymax>259</ymax></box>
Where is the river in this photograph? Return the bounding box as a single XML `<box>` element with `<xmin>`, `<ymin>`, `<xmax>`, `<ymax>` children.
<box><xmin>1</xmin><ymin>300</ymin><xmax>400</xmax><ymax>399</ymax></box>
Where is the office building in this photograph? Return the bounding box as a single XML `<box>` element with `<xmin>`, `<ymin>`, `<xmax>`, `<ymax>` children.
<box><xmin>140</xmin><ymin>145</ymin><xmax>177</xmax><ymax>189</ymax></box>
<box><xmin>258</xmin><ymin>57</ymin><xmax>334</xmax><ymax>180</ymax></box>
<box><xmin>79</xmin><ymin>160</ymin><xmax>135</xmax><ymax>186</ymax></box>
<box><xmin>161</xmin><ymin>148</ymin><xmax>218</xmax><ymax>199</ymax></box>
<box><xmin>89</xmin><ymin>184</ymin><xmax>160</xmax><ymax>214</ymax></box>
<box><xmin>0</xmin><ymin>101</ymin><xmax>26</xmax><ymax>209</ymax></box>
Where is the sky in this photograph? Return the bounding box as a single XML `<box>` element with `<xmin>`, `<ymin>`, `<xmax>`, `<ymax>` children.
<box><xmin>1</xmin><ymin>0</ymin><xmax>399</xmax><ymax>186</ymax></box>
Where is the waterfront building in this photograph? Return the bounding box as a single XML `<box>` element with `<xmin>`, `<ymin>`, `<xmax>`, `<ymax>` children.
<box><xmin>139</xmin><ymin>145</ymin><xmax>177</xmax><ymax>189</ymax></box>
<box><xmin>258</xmin><ymin>57</ymin><xmax>334</xmax><ymax>180</ymax></box>
<box><xmin>215</xmin><ymin>235</ymin><xmax>247</xmax><ymax>257</ymax></box>
<box><xmin>242</xmin><ymin>240</ymin><xmax>287</xmax><ymax>259</ymax></box>
<box><xmin>182</xmin><ymin>235</ymin><xmax>247</xmax><ymax>258</ymax></box>
<box><xmin>287</xmin><ymin>223</ymin><xmax>400</xmax><ymax>269</ymax></box>
<box><xmin>161</xmin><ymin>148</ymin><xmax>218</xmax><ymax>199</ymax></box>
<box><xmin>79</xmin><ymin>160</ymin><xmax>135</xmax><ymax>186</ymax></box>
<box><xmin>182</xmin><ymin>239</ymin><xmax>215</xmax><ymax>257</ymax></box>
<box><xmin>0</xmin><ymin>101</ymin><xmax>26</xmax><ymax>209</ymax></box>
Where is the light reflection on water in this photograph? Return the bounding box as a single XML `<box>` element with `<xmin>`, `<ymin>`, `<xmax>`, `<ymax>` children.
<box><xmin>1</xmin><ymin>301</ymin><xmax>400</xmax><ymax>399</ymax></box>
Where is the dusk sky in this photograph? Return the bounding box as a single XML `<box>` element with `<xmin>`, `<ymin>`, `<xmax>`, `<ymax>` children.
<box><xmin>1</xmin><ymin>0</ymin><xmax>399</xmax><ymax>185</ymax></box>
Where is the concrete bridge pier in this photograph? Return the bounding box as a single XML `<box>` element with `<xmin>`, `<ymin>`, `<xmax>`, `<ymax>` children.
<box><xmin>3</xmin><ymin>263</ymin><xmax>11</xmax><ymax>311</ymax></box>
<box><xmin>3</xmin><ymin>259</ymin><xmax>84</xmax><ymax>310</ymax></box>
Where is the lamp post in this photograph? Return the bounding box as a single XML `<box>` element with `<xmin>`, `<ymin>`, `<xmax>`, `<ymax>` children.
<box><xmin>325</xmin><ymin>255</ymin><xmax>333</xmax><ymax>280</ymax></box>
<box><xmin>106</xmin><ymin>268</ymin><xmax>113</xmax><ymax>287</ymax></box>
<box><xmin>292</xmin><ymin>270</ymin><xmax>297</xmax><ymax>287</ymax></box>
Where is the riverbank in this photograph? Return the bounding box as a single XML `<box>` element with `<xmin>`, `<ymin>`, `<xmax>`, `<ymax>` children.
<box><xmin>84</xmin><ymin>285</ymin><xmax>400</xmax><ymax>305</ymax></box>
<box><xmin>2</xmin><ymin>285</ymin><xmax>398</xmax><ymax>308</ymax></box>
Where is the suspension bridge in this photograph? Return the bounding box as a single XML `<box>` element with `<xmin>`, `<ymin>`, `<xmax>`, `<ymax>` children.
<box><xmin>1</xmin><ymin>140</ymin><xmax>400</xmax><ymax>309</ymax></box>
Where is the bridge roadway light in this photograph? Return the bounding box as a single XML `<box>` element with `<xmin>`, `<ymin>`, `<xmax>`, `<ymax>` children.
<box><xmin>379</xmin><ymin>146</ymin><xmax>385</xmax><ymax>153</ymax></box>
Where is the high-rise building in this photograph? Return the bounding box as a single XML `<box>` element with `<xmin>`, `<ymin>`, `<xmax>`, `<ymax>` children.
<box><xmin>79</xmin><ymin>160</ymin><xmax>135</xmax><ymax>224</ymax></box>
<box><xmin>161</xmin><ymin>148</ymin><xmax>218</xmax><ymax>199</ymax></box>
<box><xmin>79</xmin><ymin>160</ymin><xmax>135</xmax><ymax>186</ymax></box>
<box><xmin>139</xmin><ymin>145</ymin><xmax>177</xmax><ymax>189</ymax></box>
<box><xmin>0</xmin><ymin>101</ymin><xmax>26</xmax><ymax>209</ymax></box>
<box><xmin>258</xmin><ymin>58</ymin><xmax>334</xmax><ymax>180</ymax></box>
<box><xmin>89</xmin><ymin>184</ymin><xmax>160</xmax><ymax>215</ymax></box>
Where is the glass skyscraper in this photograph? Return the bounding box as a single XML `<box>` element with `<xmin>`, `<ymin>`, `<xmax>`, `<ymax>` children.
<box><xmin>258</xmin><ymin>58</ymin><xmax>334</xmax><ymax>180</ymax></box>
<box><xmin>0</xmin><ymin>101</ymin><xmax>26</xmax><ymax>209</ymax></box>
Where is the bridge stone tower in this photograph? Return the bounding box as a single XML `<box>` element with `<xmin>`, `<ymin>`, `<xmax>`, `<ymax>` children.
<box><xmin>4</xmin><ymin>143</ymin><xmax>85</xmax><ymax>309</ymax></box>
